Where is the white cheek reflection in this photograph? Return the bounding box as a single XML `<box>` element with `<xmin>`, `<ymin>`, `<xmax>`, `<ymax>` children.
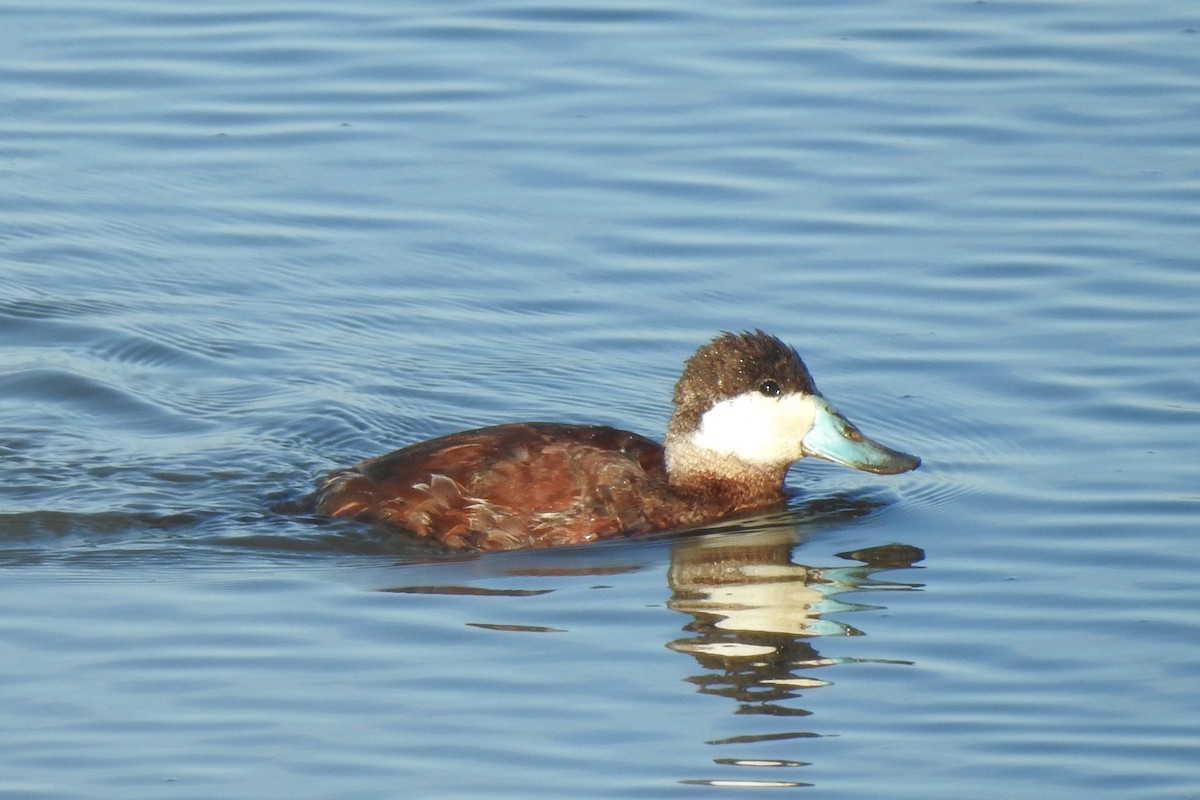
<box><xmin>690</xmin><ymin>392</ymin><xmax>817</xmax><ymax>465</ymax></box>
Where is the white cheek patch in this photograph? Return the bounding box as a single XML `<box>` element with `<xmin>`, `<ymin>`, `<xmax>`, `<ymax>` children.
<box><xmin>690</xmin><ymin>391</ymin><xmax>817</xmax><ymax>465</ymax></box>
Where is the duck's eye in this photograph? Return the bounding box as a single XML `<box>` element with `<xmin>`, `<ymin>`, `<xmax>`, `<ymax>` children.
<box><xmin>758</xmin><ymin>380</ymin><xmax>782</xmax><ymax>397</ymax></box>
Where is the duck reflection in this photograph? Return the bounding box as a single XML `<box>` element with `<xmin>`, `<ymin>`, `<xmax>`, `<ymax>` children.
<box><xmin>666</xmin><ymin>521</ymin><xmax>923</xmax><ymax>713</ymax></box>
<box><xmin>369</xmin><ymin>494</ymin><xmax>922</xmax><ymax>790</ymax></box>
<box><xmin>664</xmin><ymin>513</ymin><xmax>922</xmax><ymax>787</ymax></box>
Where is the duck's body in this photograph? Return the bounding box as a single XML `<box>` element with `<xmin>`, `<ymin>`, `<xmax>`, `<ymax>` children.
<box><xmin>313</xmin><ymin>331</ymin><xmax>919</xmax><ymax>551</ymax></box>
<box><xmin>316</xmin><ymin>422</ymin><xmax>763</xmax><ymax>550</ymax></box>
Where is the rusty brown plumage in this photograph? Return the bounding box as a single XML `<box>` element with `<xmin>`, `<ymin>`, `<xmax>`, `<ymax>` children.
<box><xmin>315</xmin><ymin>422</ymin><xmax>753</xmax><ymax>550</ymax></box>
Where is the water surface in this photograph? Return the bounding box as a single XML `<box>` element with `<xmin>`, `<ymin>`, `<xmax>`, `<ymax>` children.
<box><xmin>2</xmin><ymin>0</ymin><xmax>1199</xmax><ymax>798</ymax></box>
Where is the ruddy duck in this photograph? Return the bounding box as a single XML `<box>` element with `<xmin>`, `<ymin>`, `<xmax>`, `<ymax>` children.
<box><xmin>313</xmin><ymin>331</ymin><xmax>919</xmax><ymax>550</ymax></box>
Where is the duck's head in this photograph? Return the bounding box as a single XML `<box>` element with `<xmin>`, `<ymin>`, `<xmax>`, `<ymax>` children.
<box><xmin>664</xmin><ymin>331</ymin><xmax>920</xmax><ymax>490</ymax></box>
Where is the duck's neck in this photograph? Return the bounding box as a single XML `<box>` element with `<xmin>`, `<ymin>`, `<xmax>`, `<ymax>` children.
<box><xmin>662</xmin><ymin>434</ymin><xmax>789</xmax><ymax>511</ymax></box>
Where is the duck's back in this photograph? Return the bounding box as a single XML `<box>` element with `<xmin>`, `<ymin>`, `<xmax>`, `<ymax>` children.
<box><xmin>314</xmin><ymin>422</ymin><xmax>680</xmax><ymax>549</ymax></box>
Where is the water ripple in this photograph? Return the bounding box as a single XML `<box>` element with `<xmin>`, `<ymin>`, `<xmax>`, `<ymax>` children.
<box><xmin>0</xmin><ymin>368</ymin><xmax>205</xmax><ymax>436</ymax></box>
<box><xmin>2</xmin><ymin>0</ymin><xmax>1199</xmax><ymax>796</ymax></box>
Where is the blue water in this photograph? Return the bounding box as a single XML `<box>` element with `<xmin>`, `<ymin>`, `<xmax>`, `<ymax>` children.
<box><xmin>3</xmin><ymin>1</ymin><xmax>1199</xmax><ymax>797</ymax></box>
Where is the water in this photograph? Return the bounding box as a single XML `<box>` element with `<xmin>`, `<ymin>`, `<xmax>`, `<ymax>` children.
<box><xmin>2</xmin><ymin>0</ymin><xmax>1199</xmax><ymax>797</ymax></box>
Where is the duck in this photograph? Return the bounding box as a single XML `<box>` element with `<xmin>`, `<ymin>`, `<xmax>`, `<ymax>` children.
<box><xmin>312</xmin><ymin>331</ymin><xmax>919</xmax><ymax>551</ymax></box>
